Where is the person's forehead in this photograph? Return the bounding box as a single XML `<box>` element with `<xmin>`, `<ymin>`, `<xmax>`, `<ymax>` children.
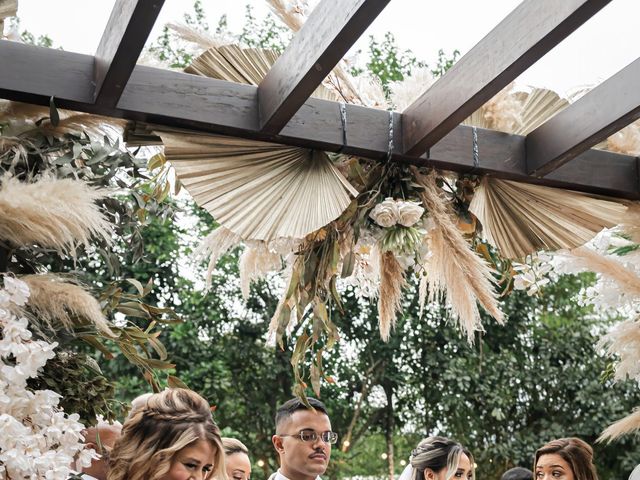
<box><xmin>227</xmin><ymin>452</ymin><xmax>252</xmax><ymax>470</ymax></box>
<box><xmin>180</xmin><ymin>439</ymin><xmax>216</xmax><ymax>459</ymax></box>
<box><xmin>457</xmin><ymin>453</ymin><xmax>471</xmax><ymax>468</ymax></box>
<box><xmin>537</xmin><ymin>453</ymin><xmax>569</xmax><ymax>467</ymax></box>
<box><xmin>287</xmin><ymin>409</ymin><xmax>332</xmax><ymax>429</ymax></box>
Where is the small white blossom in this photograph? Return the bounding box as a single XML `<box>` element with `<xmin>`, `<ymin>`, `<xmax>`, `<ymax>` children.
<box><xmin>0</xmin><ymin>281</ymin><xmax>89</xmax><ymax>478</ymax></box>
<box><xmin>3</xmin><ymin>275</ymin><xmax>30</xmax><ymax>306</ymax></box>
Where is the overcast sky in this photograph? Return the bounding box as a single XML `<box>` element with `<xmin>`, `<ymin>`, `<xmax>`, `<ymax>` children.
<box><xmin>14</xmin><ymin>0</ymin><xmax>640</xmax><ymax>95</ymax></box>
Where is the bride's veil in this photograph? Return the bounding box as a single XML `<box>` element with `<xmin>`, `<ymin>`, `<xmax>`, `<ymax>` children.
<box><xmin>397</xmin><ymin>462</ymin><xmax>414</xmax><ymax>480</ymax></box>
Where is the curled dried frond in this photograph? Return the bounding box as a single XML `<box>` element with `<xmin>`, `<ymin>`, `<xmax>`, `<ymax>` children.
<box><xmin>0</xmin><ymin>174</ymin><xmax>113</xmax><ymax>255</ymax></box>
<box><xmin>194</xmin><ymin>226</ymin><xmax>242</xmax><ymax>286</ymax></box>
<box><xmin>598</xmin><ymin>408</ymin><xmax>640</xmax><ymax>443</ymax></box>
<box><xmin>413</xmin><ymin>167</ymin><xmax>503</xmax><ymax>341</ymax></box>
<box><xmin>21</xmin><ymin>274</ymin><xmax>116</xmax><ymax>337</ymax></box>
<box><xmin>378</xmin><ymin>250</ymin><xmax>406</xmax><ymax>341</ymax></box>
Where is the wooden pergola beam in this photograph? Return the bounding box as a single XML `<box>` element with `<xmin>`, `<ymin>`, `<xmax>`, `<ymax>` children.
<box><xmin>527</xmin><ymin>57</ymin><xmax>640</xmax><ymax>177</ymax></box>
<box><xmin>0</xmin><ymin>39</ymin><xmax>637</xmax><ymax>199</ymax></box>
<box><xmin>401</xmin><ymin>0</ymin><xmax>611</xmax><ymax>157</ymax></box>
<box><xmin>93</xmin><ymin>0</ymin><xmax>165</xmax><ymax>108</ymax></box>
<box><xmin>258</xmin><ymin>0</ymin><xmax>390</xmax><ymax>134</ymax></box>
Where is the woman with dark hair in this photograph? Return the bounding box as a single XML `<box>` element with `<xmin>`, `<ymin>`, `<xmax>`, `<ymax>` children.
<box><xmin>534</xmin><ymin>438</ymin><xmax>598</xmax><ymax>480</ymax></box>
<box><xmin>398</xmin><ymin>436</ymin><xmax>475</xmax><ymax>480</ymax></box>
<box><xmin>108</xmin><ymin>388</ymin><xmax>225</xmax><ymax>480</ymax></box>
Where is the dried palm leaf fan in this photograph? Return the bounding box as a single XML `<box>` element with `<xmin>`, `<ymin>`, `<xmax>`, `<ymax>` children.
<box><xmin>464</xmin><ymin>85</ymin><xmax>626</xmax><ymax>259</ymax></box>
<box><xmin>156</xmin><ymin>45</ymin><xmax>354</xmax><ymax>241</ymax></box>
<box><xmin>463</xmin><ymin>85</ymin><xmax>569</xmax><ymax>134</ymax></box>
<box><xmin>155</xmin><ymin>128</ymin><xmax>357</xmax><ymax>241</ymax></box>
<box><xmin>184</xmin><ymin>44</ymin><xmax>339</xmax><ymax>100</ymax></box>
<box><xmin>513</xmin><ymin>87</ymin><xmax>569</xmax><ymax>134</ymax></box>
<box><xmin>469</xmin><ymin>178</ymin><xmax>626</xmax><ymax>259</ymax></box>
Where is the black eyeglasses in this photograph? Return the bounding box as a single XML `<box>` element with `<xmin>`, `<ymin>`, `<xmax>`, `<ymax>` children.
<box><xmin>279</xmin><ymin>429</ymin><xmax>338</xmax><ymax>444</ymax></box>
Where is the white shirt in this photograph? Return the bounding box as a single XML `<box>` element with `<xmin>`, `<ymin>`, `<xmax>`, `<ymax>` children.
<box><xmin>630</xmin><ymin>464</ymin><xmax>640</xmax><ymax>480</ymax></box>
<box><xmin>268</xmin><ymin>469</ymin><xmax>321</xmax><ymax>480</ymax></box>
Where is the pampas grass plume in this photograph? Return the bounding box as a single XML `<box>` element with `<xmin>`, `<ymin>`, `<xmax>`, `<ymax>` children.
<box><xmin>21</xmin><ymin>274</ymin><xmax>116</xmax><ymax>337</ymax></box>
<box><xmin>0</xmin><ymin>174</ymin><xmax>113</xmax><ymax>255</ymax></box>
<box><xmin>378</xmin><ymin>250</ymin><xmax>406</xmax><ymax>341</ymax></box>
<box><xmin>239</xmin><ymin>243</ymin><xmax>281</xmax><ymax>299</ymax></box>
<box><xmin>413</xmin><ymin>167</ymin><xmax>503</xmax><ymax>341</ymax></box>
<box><xmin>598</xmin><ymin>408</ymin><xmax>640</xmax><ymax>443</ymax></box>
<box><xmin>194</xmin><ymin>226</ymin><xmax>242</xmax><ymax>287</ymax></box>
<box><xmin>571</xmin><ymin>246</ymin><xmax>640</xmax><ymax>298</ymax></box>
<box><xmin>598</xmin><ymin>318</ymin><xmax>640</xmax><ymax>383</ymax></box>
<box><xmin>389</xmin><ymin>68</ymin><xmax>435</xmax><ymax>112</ymax></box>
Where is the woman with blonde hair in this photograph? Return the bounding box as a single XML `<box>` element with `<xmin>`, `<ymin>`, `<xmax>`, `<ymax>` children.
<box><xmin>108</xmin><ymin>388</ymin><xmax>225</xmax><ymax>480</ymax></box>
<box><xmin>222</xmin><ymin>437</ymin><xmax>251</xmax><ymax>480</ymax></box>
<box><xmin>398</xmin><ymin>436</ymin><xmax>475</xmax><ymax>480</ymax></box>
<box><xmin>534</xmin><ymin>438</ymin><xmax>598</xmax><ymax>480</ymax></box>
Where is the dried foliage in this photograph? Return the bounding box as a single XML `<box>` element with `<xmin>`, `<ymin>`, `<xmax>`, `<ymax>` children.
<box><xmin>0</xmin><ymin>174</ymin><xmax>112</xmax><ymax>255</ymax></box>
<box><xmin>413</xmin><ymin>168</ymin><xmax>503</xmax><ymax>340</ymax></box>
<box><xmin>167</xmin><ymin>21</ymin><xmax>220</xmax><ymax>50</ymax></box>
<box><xmin>194</xmin><ymin>225</ymin><xmax>242</xmax><ymax>286</ymax></box>
<box><xmin>377</xmin><ymin>250</ymin><xmax>406</xmax><ymax>341</ymax></box>
<box><xmin>156</xmin><ymin>129</ymin><xmax>357</xmax><ymax>242</ymax></box>
<box><xmin>570</xmin><ymin>246</ymin><xmax>640</xmax><ymax>298</ymax></box>
<box><xmin>469</xmin><ymin>177</ymin><xmax>626</xmax><ymax>259</ymax></box>
<box><xmin>607</xmin><ymin>120</ymin><xmax>640</xmax><ymax>156</ymax></box>
<box><xmin>239</xmin><ymin>243</ymin><xmax>282</xmax><ymax>298</ymax></box>
<box><xmin>599</xmin><ymin>317</ymin><xmax>640</xmax><ymax>384</ymax></box>
<box><xmin>598</xmin><ymin>408</ymin><xmax>640</xmax><ymax>444</ymax></box>
<box><xmin>389</xmin><ymin>67</ymin><xmax>434</xmax><ymax>111</ymax></box>
<box><xmin>21</xmin><ymin>274</ymin><xmax>115</xmax><ymax>337</ymax></box>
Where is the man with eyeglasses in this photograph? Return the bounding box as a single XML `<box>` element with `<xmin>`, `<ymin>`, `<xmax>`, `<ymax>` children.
<box><xmin>270</xmin><ymin>397</ymin><xmax>337</xmax><ymax>480</ymax></box>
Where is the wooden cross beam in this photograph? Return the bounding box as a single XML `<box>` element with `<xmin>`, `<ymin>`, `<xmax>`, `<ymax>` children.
<box><xmin>401</xmin><ymin>0</ymin><xmax>611</xmax><ymax>157</ymax></box>
<box><xmin>527</xmin><ymin>56</ymin><xmax>640</xmax><ymax>177</ymax></box>
<box><xmin>0</xmin><ymin>39</ymin><xmax>637</xmax><ymax>199</ymax></box>
<box><xmin>93</xmin><ymin>0</ymin><xmax>164</xmax><ymax>108</ymax></box>
<box><xmin>258</xmin><ymin>0</ymin><xmax>390</xmax><ymax>134</ymax></box>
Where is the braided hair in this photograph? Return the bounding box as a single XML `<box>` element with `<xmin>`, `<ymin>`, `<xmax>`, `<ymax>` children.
<box><xmin>108</xmin><ymin>388</ymin><xmax>225</xmax><ymax>480</ymax></box>
<box><xmin>408</xmin><ymin>436</ymin><xmax>475</xmax><ymax>480</ymax></box>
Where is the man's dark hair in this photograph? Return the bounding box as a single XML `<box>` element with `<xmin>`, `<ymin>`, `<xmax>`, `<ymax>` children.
<box><xmin>501</xmin><ymin>467</ymin><xmax>534</xmax><ymax>480</ymax></box>
<box><xmin>275</xmin><ymin>397</ymin><xmax>329</xmax><ymax>431</ymax></box>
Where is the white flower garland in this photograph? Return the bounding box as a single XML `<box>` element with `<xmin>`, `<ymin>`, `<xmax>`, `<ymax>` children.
<box><xmin>512</xmin><ymin>229</ymin><xmax>640</xmax><ymax>386</ymax></box>
<box><xmin>0</xmin><ymin>276</ymin><xmax>95</xmax><ymax>480</ymax></box>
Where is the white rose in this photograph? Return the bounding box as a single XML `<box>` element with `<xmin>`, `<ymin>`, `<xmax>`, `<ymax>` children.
<box><xmin>369</xmin><ymin>198</ymin><xmax>399</xmax><ymax>228</ymax></box>
<box><xmin>397</xmin><ymin>200</ymin><xmax>425</xmax><ymax>227</ymax></box>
